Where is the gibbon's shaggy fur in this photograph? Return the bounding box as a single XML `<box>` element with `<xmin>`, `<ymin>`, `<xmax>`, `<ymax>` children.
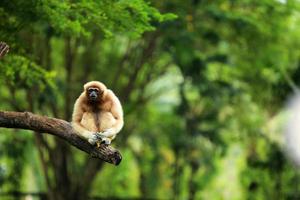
<box><xmin>72</xmin><ymin>81</ymin><xmax>124</xmax><ymax>145</ymax></box>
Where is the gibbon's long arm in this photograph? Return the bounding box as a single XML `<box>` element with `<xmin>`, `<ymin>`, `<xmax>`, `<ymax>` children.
<box><xmin>72</xmin><ymin>96</ymin><xmax>94</xmax><ymax>140</ymax></box>
<box><xmin>100</xmin><ymin>90</ymin><xmax>124</xmax><ymax>138</ymax></box>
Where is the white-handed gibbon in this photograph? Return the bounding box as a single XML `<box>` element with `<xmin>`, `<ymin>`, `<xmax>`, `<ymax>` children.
<box><xmin>72</xmin><ymin>81</ymin><xmax>124</xmax><ymax>145</ymax></box>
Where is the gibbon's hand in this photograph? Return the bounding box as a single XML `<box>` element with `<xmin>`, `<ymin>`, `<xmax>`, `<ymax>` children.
<box><xmin>88</xmin><ymin>133</ymin><xmax>103</xmax><ymax>145</ymax></box>
<box><xmin>101</xmin><ymin>137</ymin><xmax>111</xmax><ymax>145</ymax></box>
<box><xmin>96</xmin><ymin>131</ymin><xmax>112</xmax><ymax>145</ymax></box>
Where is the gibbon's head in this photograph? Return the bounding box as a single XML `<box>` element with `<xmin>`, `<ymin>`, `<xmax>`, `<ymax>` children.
<box><xmin>84</xmin><ymin>81</ymin><xmax>107</xmax><ymax>102</ymax></box>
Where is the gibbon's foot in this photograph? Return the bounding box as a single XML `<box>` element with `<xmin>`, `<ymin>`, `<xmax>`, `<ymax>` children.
<box><xmin>101</xmin><ymin>137</ymin><xmax>111</xmax><ymax>145</ymax></box>
<box><xmin>96</xmin><ymin>132</ymin><xmax>112</xmax><ymax>145</ymax></box>
<box><xmin>88</xmin><ymin>133</ymin><xmax>103</xmax><ymax>145</ymax></box>
<box><xmin>95</xmin><ymin>132</ymin><xmax>104</xmax><ymax>140</ymax></box>
<box><xmin>95</xmin><ymin>137</ymin><xmax>111</xmax><ymax>147</ymax></box>
<box><xmin>88</xmin><ymin>132</ymin><xmax>112</xmax><ymax>147</ymax></box>
<box><xmin>96</xmin><ymin>141</ymin><xmax>101</xmax><ymax>148</ymax></box>
<box><xmin>88</xmin><ymin>138</ymin><xmax>97</xmax><ymax>145</ymax></box>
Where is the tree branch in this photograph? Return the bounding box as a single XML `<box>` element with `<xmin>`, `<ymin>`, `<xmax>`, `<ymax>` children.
<box><xmin>0</xmin><ymin>42</ymin><xmax>9</xmax><ymax>59</ymax></box>
<box><xmin>0</xmin><ymin>111</ymin><xmax>122</xmax><ymax>165</ymax></box>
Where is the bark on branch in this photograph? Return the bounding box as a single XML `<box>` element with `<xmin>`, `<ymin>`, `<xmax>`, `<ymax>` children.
<box><xmin>0</xmin><ymin>111</ymin><xmax>122</xmax><ymax>165</ymax></box>
<box><xmin>0</xmin><ymin>42</ymin><xmax>9</xmax><ymax>58</ymax></box>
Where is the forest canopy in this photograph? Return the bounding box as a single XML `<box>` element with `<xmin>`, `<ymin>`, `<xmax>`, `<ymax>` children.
<box><xmin>0</xmin><ymin>0</ymin><xmax>300</xmax><ymax>199</ymax></box>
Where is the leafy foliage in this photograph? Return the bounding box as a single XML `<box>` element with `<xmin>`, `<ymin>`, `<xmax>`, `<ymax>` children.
<box><xmin>0</xmin><ymin>0</ymin><xmax>300</xmax><ymax>199</ymax></box>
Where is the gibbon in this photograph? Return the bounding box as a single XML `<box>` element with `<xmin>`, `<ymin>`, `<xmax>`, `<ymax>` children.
<box><xmin>72</xmin><ymin>81</ymin><xmax>124</xmax><ymax>145</ymax></box>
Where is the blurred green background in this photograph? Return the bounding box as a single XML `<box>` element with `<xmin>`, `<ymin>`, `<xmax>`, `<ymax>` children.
<box><xmin>0</xmin><ymin>0</ymin><xmax>300</xmax><ymax>199</ymax></box>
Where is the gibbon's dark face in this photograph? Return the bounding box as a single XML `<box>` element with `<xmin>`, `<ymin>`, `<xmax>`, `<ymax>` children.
<box><xmin>87</xmin><ymin>87</ymin><xmax>103</xmax><ymax>102</ymax></box>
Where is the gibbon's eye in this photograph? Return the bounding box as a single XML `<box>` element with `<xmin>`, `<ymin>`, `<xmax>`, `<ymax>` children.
<box><xmin>88</xmin><ymin>88</ymin><xmax>99</xmax><ymax>94</ymax></box>
<box><xmin>88</xmin><ymin>88</ymin><xmax>93</xmax><ymax>93</ymax></box>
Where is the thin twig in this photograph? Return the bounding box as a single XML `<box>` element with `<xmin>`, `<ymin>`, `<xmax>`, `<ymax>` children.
<box><xmin>0</xmin><ymin>42</ymin><xmax>9</xmax><ymax>59</ymax></box>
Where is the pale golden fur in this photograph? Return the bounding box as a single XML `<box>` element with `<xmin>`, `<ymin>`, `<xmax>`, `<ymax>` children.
<box><xmin>72</xmin><ymin>81</ymin><xmax>124</xmax><ymax>144</ymax></box>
